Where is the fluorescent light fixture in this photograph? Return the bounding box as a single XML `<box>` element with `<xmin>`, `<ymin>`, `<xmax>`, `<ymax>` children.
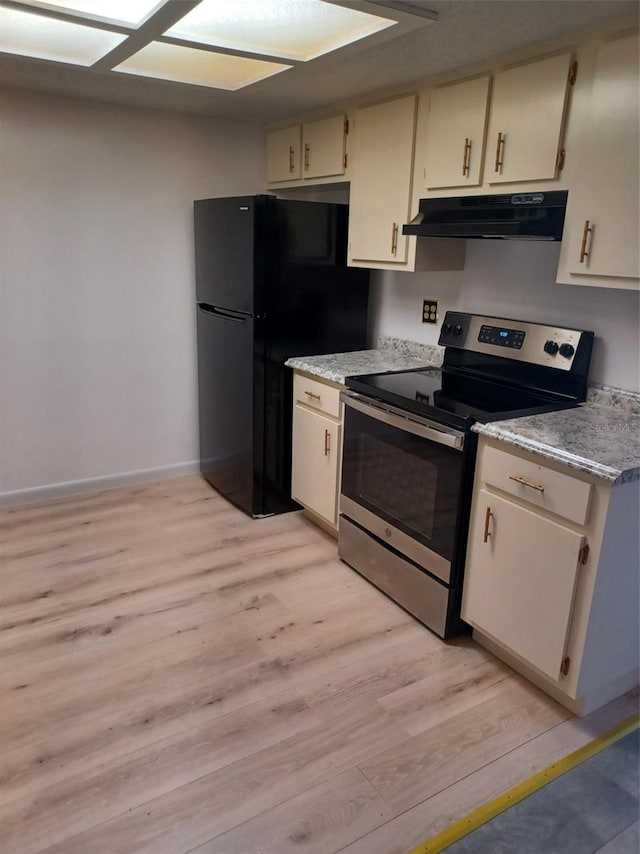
<box><xmin>14</xmin><ymin>0</ymin><xmax>165</xmax><ymax>27</ymax></box>
<box><xmin>114</xmin><ymin>42</ymin><xmax>291</xmax><ymax>90</ymax></box>
<box><xmin>0</xmin><ymin>6</ymin><xmax>127</xmax><ymax>65</ymax></box>
<box><xmin>164</xmin><ymin>0</ymin><xmax>397</xmax><ymax>61</ymax></box>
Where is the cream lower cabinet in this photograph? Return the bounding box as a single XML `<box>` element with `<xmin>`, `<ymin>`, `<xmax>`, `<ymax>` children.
<box><xmin>557</xmin><ymin>33</ymin><xmax>639</xmax><ymax>289</ymax></box>
<box><xmin>464</xmin><ymin>488</ymin><xmax>585</xmax><ymax>681</ymax></box>
<box><xmin>462</xmin><ymin>438</ymin><xmax>639</xmax><ymax>716</ymax></box>
<box><xmin>291</xmin><ymin>372</ymin><xmax>344</xmax><ymax>533</ymax></box>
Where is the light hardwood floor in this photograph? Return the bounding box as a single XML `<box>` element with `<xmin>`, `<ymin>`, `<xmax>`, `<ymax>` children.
<box><xmin>0</xmin><ymin>476</ymin><xmax>637</xmax><ymax>854</ymax></box>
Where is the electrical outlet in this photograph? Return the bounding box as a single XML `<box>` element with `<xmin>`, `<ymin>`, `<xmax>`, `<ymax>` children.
<box><xmin>422</xmin><ymin>299</ymin><xmax>438</xmax><ymax>324</ymax></box>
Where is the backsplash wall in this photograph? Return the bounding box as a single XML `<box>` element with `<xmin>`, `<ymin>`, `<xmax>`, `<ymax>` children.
<box><xmin>370</xmin><ymin>240</ymin><xmax>640</xmax><ymax>392</ymax></box>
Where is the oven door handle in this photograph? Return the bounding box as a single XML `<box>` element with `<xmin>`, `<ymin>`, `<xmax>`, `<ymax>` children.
<box><xmin>342</xmin><ymin>393</ymin><xmax>465</xmax><ymax>450</ymax></box>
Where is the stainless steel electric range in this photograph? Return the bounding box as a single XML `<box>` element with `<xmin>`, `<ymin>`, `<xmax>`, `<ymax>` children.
<box><xmin>338</xmin><ymin>312</ymin><xmax>594</xmax><ymax>639</ymax></box>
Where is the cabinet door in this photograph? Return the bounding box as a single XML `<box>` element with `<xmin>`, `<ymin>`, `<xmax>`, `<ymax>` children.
<box><xmin>487</xmin><ymin>52</ymin><xmax>572</xmax><ymax>184</ymax></box>
<box><xmin>562</xmin><ymin>34</ymin><xmax>639</xmax><ymax>281</ymax></box>
<box><xmin>302</xmin><ymin>114</ymin><xmax>346</xmax><ymax>179</ymax></box>
<box><xmin>349</xmin><ymin>94</ymin><xmax>417</xmax><ymax>264</ymax></box>
<box><xmin>292</xmin><ymin>404</ymin><xmax>341</xmax><ymax>525</ymax></box>
<box><xmin>266</xmin><ymin>125</ymin><xmax>301</xmax><ymax>182</ymax></box>
<box><xmin>424</xmin><ymin>76</ymin><xmax>491</xmax><ymax>189</ymax></box>
<box><xmin>462</xmin><ymin>489</ymin><xmax>585</xmax><ymax>680</ymax></box>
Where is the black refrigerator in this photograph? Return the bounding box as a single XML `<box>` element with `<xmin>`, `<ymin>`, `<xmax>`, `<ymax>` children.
<box><xmin>194</xmin><ymin>194</ymin><xmax>370</xmax><ymax>518</ymax></box>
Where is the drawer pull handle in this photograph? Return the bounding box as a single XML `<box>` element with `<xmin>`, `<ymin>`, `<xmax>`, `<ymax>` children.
<box><xmin>288</xmin><ymin>145</ymin><xmax>295</xmax><ymax>173</ymax></box>
<box><xmin>483</xmin><ymin>506</ymin><xmax>493</xmax><ymax>543</ymax></box>
<box><xmin>509</xmin><ymin>474</ymin><xmax>545</xmax><ymax>493</ymax></box>
<box><xmin>494</xmin><ymin>131</ymin><xmax>505</xmax><ymax>172</ymax></box>
<box><xmin>304</xmin><ymin>142</ymin><xmax>310</xmax><ymax>172</ymax></box>
<box><xmin>462</xmin><ymin>137</ymin><xmax>472</xmax><ymax>176</ymax></box>
<box><xmin>324</xmin><ymin>429</ymin><xmax>331</xmax><ymax>456</ymax></box>
<box><xmin>579</xmin><ymin>219</ymin><xmax>592</xmax><ymax>263</ymax></box>
<box><xmin>304</xmin><ymin>390</ymin><xmax>321</xmax><ymax>401</ymax></box>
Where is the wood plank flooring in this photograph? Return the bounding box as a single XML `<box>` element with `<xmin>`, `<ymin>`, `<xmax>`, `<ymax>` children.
<box><xmin>1</xmin><ymin>475</ymin><xmax>637</xmax><ymax>854</ymax></box>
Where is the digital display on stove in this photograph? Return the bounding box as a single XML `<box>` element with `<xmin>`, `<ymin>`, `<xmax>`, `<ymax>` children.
<box><xmin>478</xmin><ymin>324</ymin><xmax>525</xmax><ymax>349</ymax></box>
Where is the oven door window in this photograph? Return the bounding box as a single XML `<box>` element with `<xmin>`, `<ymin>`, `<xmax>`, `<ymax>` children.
<box><xmin>341</xmin><ymin>405</ymin><xmax>463</xmax><ymax>561</ymax></box>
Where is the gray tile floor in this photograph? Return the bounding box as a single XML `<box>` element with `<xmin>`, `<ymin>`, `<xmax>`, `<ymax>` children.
<box><xmin>442</xmin><ymin>729</ymin><xmax>639</xmax><ymax>854</ymax></box>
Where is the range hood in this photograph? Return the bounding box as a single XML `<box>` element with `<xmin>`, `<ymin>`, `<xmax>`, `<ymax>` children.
<box><xmin>403</xmin><ymin>191</ymin><xmax>568</xmax><ymax>240</ymax></box>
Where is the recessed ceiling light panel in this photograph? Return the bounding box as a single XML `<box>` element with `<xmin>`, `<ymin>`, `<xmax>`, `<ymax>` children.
<box><xmin>0</xmin><ymin>7</ymin><xmax>127</xmax><ymax>65</ymax></box>
<box><xmin>164</xmin><ymin>0</ymin><xmax>397</xmax><ymax>61</ymax></box>
<box><xmin>114</xmin><ymin>42</ymin><xmax>291</xmax><ymax>90</ymax></box>
<box><xmin>14</xmin><ymin>0</ymin><xmax>166</xmax><ymax>27</ymax></box>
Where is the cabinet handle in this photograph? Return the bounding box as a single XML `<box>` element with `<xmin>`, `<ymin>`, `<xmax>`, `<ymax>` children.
<box><xmin>304</xmin><ymin>143</ymin><xmax>310</xmax><ymax>172</ymax></box>
<box><xmin>324</xmin><ymin>429</ymin><xmax>331</xmax><ymax>456</ymax></box>
<box><xmin>494</xmin><ymin>131</ymin><xmax>505</xmax><ymax>172</ymax></box>
<box><xmin>579</xmin><ymin>220</ymin><xmax>592</xmax><ymax>263</ymax></box>
<box><xmin>304</xmin><ymin>390</ymin><xmax>321</xmax><ymax>401</ymax></box>
<box><xmin>483</xmin><ymin>506</ymin><xmax>494</xmax><ymax>543</ymax></box>
<box><xmin>462</xmin><ymin>137</ymin><xmax>472</xmax><ymax>176</ymax></box>
<box><xmin>288</xmin><ymin>145</ymin><xmax>295</xmax><ymax>173</ymax></box>
<box><xmin>391</xmin><ymin>222</ymin><xmax>398</xmax><ymax>255</ymax></box>
<box><xmin>509</xmin><ymin>474</ymin><xmax>545</xmax><ymax>493</ymax></box>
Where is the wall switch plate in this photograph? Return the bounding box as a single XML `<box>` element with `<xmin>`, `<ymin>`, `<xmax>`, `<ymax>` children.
<box><xmin>422</xmin><ymin>299</ymin><xmax>438</xmax><ymax>324</ymax></box>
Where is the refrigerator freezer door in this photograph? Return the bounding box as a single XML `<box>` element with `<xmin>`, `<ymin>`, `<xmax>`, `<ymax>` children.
<box><xmin>194</xmin><ymin>196</ymin><xmax>263</xmax><ymax>314</ymax></box>
<box><xmin>196</xmin><ymin>303</ymin><xmax>263</xmax><ymax>516</ymax></box>
<box><xmin>193</xmin><ymin>196</ymin><xmax>369</xmax><ymax>519</ymax></box>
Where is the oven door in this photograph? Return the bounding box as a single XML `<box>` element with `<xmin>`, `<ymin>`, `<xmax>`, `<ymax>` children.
<box><xmin>340</xmin><ymin>392</ymin><xmax>465</xmax><ymax>584</ymax></box>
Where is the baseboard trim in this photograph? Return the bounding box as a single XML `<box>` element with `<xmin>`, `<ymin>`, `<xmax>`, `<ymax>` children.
<box><xmin>0</xmin><ymin>461</ymin><xmax>201</xmax><ymax>508</ymax></box>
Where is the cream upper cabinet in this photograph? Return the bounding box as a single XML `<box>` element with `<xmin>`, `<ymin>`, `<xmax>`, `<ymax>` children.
<box><xmin>348</xmin><ymin>94</ymin><xmax>417</xmax><ymax>265</ymax></box>
<box><xmin>486</xmin><ymin>52</ymin><xmax>573</xmax><ymax>184</ymax></box>
<box><xmin>557</xmin><ymin>33</ymin><xmax>639</xmax><ymax>288</ymax></box>
<box><xmin>348</xmin><ymin>94</ymin><xmax>465</xmax><ymax>271</ymax></box>
<box><xmin>302</xmin><ymin>114</ymin><xmax>347</xmax><ymax>180</ymax></box>
<box><xmin>423</xmin><ymin>76</ymin><xmax>491</xmax><ymax>189</ymax></box>
<box><xmin>266</xmin><ymin>114</ymin><xmax>347</xmax><ymax>185</ymax></box>
<box><xmin>266</xmin><ymin>125</ymin><xmax>301</xmax><ymax>183</ymax></box>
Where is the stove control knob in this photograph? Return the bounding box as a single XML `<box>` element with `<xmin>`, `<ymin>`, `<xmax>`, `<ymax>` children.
<box><xmin>559</xmin><ymin>343</ymin><xmax>575</xmax><ymax>359</ymax></box>
<box><xmin>453</xmin><ymin>324</ymin><xmax>464</xmax><ymax>336</ymax></box>
<box><xmin>442</xmin><ymin>322</ymin><xmax>452</xmax><ymax>334</ymax></box>
<box><xmin>544</xmin><ymin>340</ymin><xmax>559</xmax><ymax>356</ymax></box>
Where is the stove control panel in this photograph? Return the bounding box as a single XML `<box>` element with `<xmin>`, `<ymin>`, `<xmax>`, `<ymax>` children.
<box><xmin>478</xmin><ymin>324</ymin><xmax>525</xmax><ymax>349</ymax></box>
<box><xmin>439</xmin><ymin>312</ymin><xmax>592</xmax><ymax>372</ymax></box>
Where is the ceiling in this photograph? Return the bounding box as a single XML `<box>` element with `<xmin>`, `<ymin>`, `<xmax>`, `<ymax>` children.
<box><xmin>0</xmin><ymin>0</ymin><xmax>637</xmax><ymax>124</ymax></box>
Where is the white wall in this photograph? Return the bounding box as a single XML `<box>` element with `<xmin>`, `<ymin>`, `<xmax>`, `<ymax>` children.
<box><xmin>370</xmin><ymin>240</ymin><xmax>640</xmax><ymax>392</ymax></box>
<box><xmin>0</xmin><ymin>90</ymin><xmax>264</xmax><ymax>500</ymax></box>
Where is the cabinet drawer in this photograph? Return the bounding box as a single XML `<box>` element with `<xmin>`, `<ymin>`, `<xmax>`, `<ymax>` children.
<box><xmin>293</xmin><ymin>373</ymin><xmax>342</xmax><ymax>418</ymax></box>
<box><xmin>481</xmin><ymin>445</ymin><xmax>592</xmax><ymax>526</ymax></box>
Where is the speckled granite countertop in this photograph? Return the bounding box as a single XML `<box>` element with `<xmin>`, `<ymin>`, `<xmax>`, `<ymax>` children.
<box><xmin>474</xmin><ymin>385</ymin><xmax>640</xmax><ymax>485</ymax></box>
<box><xmin>285</xmin><ymin>336</ymin><xmax>444</xmax><ymax>384</ymax></box>
<box><xmin>287</xmin><ymin>342</ymin><xmax>640</xmax><ymax>486</ymax></box>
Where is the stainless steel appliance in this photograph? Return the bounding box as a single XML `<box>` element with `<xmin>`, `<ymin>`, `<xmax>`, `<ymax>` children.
<box><xmin>339</xmin><ymin>312</ymin><xmax>594</xmax><ymax>639</ymax></box>
<box><xmin>194</xmin><ymin>195</ymin><xmax>369</xmax><ymax>518</ymax></box>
